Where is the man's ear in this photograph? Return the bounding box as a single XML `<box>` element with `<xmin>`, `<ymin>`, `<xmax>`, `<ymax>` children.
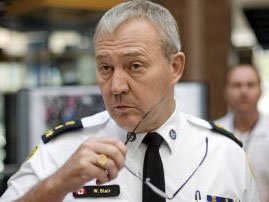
<box><xmin>169</xmin><ymin>52</ymin><xmax>185</xmax><ymax>84</ymax></box>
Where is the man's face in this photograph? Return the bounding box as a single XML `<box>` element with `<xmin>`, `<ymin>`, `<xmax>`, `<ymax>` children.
<box><xmin>225</xmin><ymin>65</ymin><xmax>261</xmax><ymax>114</ymax></box>
<box><xmin>95</xmin><ymin>18</ymin><xmax>184</xmax><ymax>132</ymax></box>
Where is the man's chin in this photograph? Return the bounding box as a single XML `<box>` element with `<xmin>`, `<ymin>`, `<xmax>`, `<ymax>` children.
<box><xmin>236</xmin><ymin>107</ymin><xmax>256</xmax><ymax>114</ymax></box>
<box><xmin>113</xmin><ymin>116</ymin><xmax>138</xmax><ymax>132</ymax></box>
<box><xmin>117</xmin><ymin>122</ymin><xmax>136</xmax><ymax>132</ymax></box>
<box><xmin>108</xmin><ymin>109</ymin><xmax>145</xmax><ymax>132</ymax></box>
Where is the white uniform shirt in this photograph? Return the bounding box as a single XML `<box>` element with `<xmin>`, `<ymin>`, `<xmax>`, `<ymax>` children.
<box><xmin>216</xmin><ymin>113</ymin><xmax>269</xmax><ymax>202</ymax></box>
<box><xmin>1</xmin><ymin>99</ymin><xmax>260</xmax><ymax>202</ymax></box>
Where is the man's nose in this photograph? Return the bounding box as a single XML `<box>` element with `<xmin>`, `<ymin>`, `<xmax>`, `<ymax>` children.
<box><xmin>240</xmin><ymin>84</ymin><xmax>250</xmax><ymax>94</ymax></box>
<box><xmin>111</xmin><ymin>70</ymin><xmax>129</xmax><ymax>95</ymax></box>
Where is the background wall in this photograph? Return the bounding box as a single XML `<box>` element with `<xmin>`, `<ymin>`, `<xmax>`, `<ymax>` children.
<box><xmin>163</xmin><ymin>0</ymin><xmax>231</xmax><ymax>120</ymax></box>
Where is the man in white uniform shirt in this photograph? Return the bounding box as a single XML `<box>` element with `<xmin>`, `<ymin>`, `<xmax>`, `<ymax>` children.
<box><xmin>216</xmin><ymin>64</ymin><xmax>269</xmax><ymax>202</ymax></box>
<box><xmin>1</xmin><ymin>1</ymin><xmax>260</xmax><ymax>202</ymax></box>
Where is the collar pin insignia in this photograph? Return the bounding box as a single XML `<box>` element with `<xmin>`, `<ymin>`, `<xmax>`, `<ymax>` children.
<box><xmin>169</xmin><ymin>129</ymin><xmax>177</xmax><ymax>140</ymax></box>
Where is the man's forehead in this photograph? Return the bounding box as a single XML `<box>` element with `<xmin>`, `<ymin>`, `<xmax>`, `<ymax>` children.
<box><xmin>228</xmin><ymin>66</ymin><xmax>260</xmax><ymax>82</ymax></box>
<box><xmin>95</xmin><ymin>24</ymin><xmax>161</xmax><ymax>59</ymax></box>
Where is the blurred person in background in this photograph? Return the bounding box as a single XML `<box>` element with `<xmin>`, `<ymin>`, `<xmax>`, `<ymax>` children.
<box><xmin>215</xmin><ymin>64</ymin><xmax>269</xmax><ymax>202</ymax></box>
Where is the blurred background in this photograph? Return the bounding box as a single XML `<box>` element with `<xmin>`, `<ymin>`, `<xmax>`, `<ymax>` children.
<box><xmin>0</xmin><ymin>0</ymin><xmax>268</xmax><ymax>195</ymax></box>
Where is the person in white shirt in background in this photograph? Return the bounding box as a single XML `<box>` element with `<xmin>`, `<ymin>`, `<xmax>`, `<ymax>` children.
<box><xmin>215</xmin><ymin>64</ymin><xmax>269</xmax><ymax>202</ymax></box>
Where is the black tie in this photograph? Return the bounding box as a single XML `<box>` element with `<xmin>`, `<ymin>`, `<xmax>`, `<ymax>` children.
<box><xmin>143</xmin><ymin>132</ymin><xmax>165</xmax><ymax>202</ymax></box>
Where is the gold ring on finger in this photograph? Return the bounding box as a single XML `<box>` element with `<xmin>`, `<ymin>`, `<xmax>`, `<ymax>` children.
<box><xmin>96</xmin><ymin>154</ymin><xmax>107</xmax><ymax>168</ymax></box>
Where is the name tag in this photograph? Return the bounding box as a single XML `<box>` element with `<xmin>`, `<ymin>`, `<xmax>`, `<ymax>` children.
<box><xmin>73</xmin><ymin>185</ymin><xmax>120</xmax><ymax>198</ymax></box>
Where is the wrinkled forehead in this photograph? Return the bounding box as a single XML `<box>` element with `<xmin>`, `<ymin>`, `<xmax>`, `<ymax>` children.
<box><xmin>95</xmin><ymin>18</ymin><xmax>163</xmax><ymax>56</ymax></box>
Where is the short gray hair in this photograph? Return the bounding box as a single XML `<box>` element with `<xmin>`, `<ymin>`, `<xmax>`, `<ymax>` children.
<box><xmin>94</xmin><ymin>0</ymin><xmax>181</xmax><ymax>60</ymax></box>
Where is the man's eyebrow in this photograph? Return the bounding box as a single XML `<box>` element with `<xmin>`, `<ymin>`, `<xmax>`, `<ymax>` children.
<box><xmin>121</xmin><ymin>51</ymin><xmax>145</xmax><ymax>57</ymax></box>
<box><xmin>96</xmin><ymin>54</ymin><xmax>109</xmax><ymax>60</ymax></box>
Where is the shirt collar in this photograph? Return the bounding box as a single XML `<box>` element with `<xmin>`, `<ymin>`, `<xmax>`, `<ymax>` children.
<box><xmin>126</xmin><ymin>97</ymin><xmax>183</xmax><ymax>156</ymax></box>
<box><xmin>155</xmin><ymin>97</ymin><xmax>182</xmax><ymax>154</ymax></box>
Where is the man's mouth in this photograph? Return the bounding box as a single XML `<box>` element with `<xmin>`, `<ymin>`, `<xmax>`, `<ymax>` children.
<box><xmin>113</xmin><ymin>105</ymin><xmax>135</xmax><ymax>112</ymax></box>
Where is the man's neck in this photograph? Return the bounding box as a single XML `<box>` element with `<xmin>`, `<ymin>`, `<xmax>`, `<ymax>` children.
<box><xmin>234</xmin><ymin>110</ymin><xmax>259</xmax><ymax>134</ymax></box>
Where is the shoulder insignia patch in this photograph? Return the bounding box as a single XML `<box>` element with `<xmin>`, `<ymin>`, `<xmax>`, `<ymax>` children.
<box><xmin>208</xmin><ymin>120</ymin><xmax>243</xmax><ymax>147</ymax></box>
<box><xmin>42</xmin><ymin>120</ymin><xmax>83</xmax><ymax>144</ymax></box>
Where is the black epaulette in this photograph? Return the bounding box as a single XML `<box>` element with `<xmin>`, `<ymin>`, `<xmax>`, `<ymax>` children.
<box><xmin>42</xmin><ymin>120</ymin><xmax>83</xmax><ymax>144</ymax></box>
<box><xmin>208</xmin><ymin>120</ymin><xmax>243</xmax><ymax>147</ymax></box>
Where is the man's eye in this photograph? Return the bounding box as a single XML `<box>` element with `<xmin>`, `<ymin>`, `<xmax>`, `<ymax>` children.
<box><xmin>248</xmin><ymin>82</ymin><xmax>257</xmax><ymax>88</ymax></box>
<box><xmin>101</xmin><ymin>65</ymin><xmax>112</xmax><ymax>72</ymax></box>
<box><xmin>232</xmin><ymin>83</ymin><xmax>241</xmax><ymax>88</ymax></box>
<box><xmin>131</xmin><ymin>63</ymin><xmax>142</xmax><ymax>71</ymax></box>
